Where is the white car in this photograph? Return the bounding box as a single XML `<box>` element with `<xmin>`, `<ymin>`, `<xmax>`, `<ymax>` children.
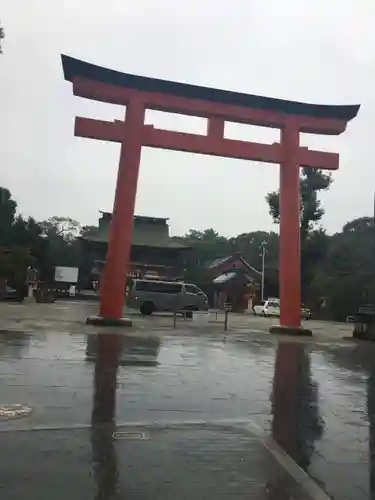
<box><xmin>253</xmin><ymin>300</ymin><xmax>312</xmax><ymax>319</ymax></box>
<box><xmin>253</xmin><ymin>300</ymin><xmax>280</xmax><ymax>317</ymax></box>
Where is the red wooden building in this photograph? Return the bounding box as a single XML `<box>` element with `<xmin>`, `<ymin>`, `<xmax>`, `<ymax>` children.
<box><xmin>207</xmin><ymin>253</ymin><xmax>261</xmax><ymax>312</ymax></box>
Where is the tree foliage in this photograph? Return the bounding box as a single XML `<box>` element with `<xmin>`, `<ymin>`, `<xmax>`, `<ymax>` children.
<box><xmin>0</xmin><ymin>187</ymin><xmax>17</xmax><ymax>245</ymax></box>
<box><xmin>0</xmin><ymin>189</ymin><xmax>37</xmax><ymax>282</ymax></box>
<box><xmin>173</xmin><ymin>229</ymin><xmax>279</xmax><ymax>293</ymax></box>
<box><xmin>0</xmin><ymin>22</ymin><xmax>4</xmax><ymax>54</ymax></box>
<box><xmin>0</xmin><ymin>185</ymin><xmax>374</xmax><ymax>320</ymax></box>
<box><xmin>0</xmin><ymin>188</ymin><xmax>84</xmax><ymax>284</ymax></box>
<box><xmin>40</xmin><ymin>216</ymin><xmax>81</xmax><ymax>240</ymax></box>
<box><xmin>81</xmin><ymin>225</ymin><xmax>98</xmax><ymax>238</ymax></box>
<box><xmin>309</xmin><ymin>217</ymin><xmax>375</xmax><ymax>320</ymax></box>
<box><xmin>266</xmin><ymin>168</ymin><xmax>332</xmax><ymax>299</ymax></box>
<box><xmin>266</xmin><ymin>168</ymin><xmax>332</xmax><ymax>238</ymax></box>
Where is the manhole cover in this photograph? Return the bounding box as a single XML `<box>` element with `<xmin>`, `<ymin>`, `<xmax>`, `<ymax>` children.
<box><xmin>0</xmin><ymin>404</ymin><xmax>32</xmax><ymax>420</ymax></box>
<box><xmin>112</xmin><ymin>431</ymin><xmax>149</xmax><ymax>440</ymax></box>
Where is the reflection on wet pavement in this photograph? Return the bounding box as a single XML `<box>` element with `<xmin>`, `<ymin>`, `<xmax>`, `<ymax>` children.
<box><xmin>2</xmin><ymin>424</ymin><xmax>316</xmax><ymax>500</ymax></box>
<box><xmin>0</xmin><ymin>328</ymin><xmax>375</xmax><ymax>498</ymax></box>
<box><xmin>86</xmin><ymin>333</ymin><xmax>161</xmax><ymax>366</ymax></box>
<box><xmin>272</xmin><ymin>343</ymin><xmax>323</xmax><ymax>471</ymax></box>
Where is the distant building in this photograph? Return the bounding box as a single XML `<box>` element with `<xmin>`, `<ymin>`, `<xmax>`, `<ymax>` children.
<box><xmin>207</xmin><ymin>253</ymin><xmax>261</xmax><ymax>312</ymax></box>
<box><xmin>80</xmin><ymin>212</ymin><xmax>190</xmax><ymax>286</ymax></box>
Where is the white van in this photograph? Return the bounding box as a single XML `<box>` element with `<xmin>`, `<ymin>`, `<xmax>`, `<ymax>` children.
<box><xmin>128</xmin><ymin>279</ymin><xmax>209</xmax><ymax>316</ymax></box>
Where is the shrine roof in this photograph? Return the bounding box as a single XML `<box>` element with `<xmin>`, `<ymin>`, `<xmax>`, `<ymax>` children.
<box><xmin>207</xmin><ymin>254</ymin><xmax>262</xmax><ymax>276</ymax></box>
<box><xmin>212</xmin><ymin>269</ymin><xmax>256</xmax><ymax>285</ymax></box>
<box><xmin>62</xmin><ymin>54</ymin><xmax>359</xmax><ymax>122</ymax></box>
<box><xmin>81</xmin><ymin>212</ymin><xmax>189</xmax><ymax>249</ymax></box>
<box><xmin>99</xmin><ymin>212</ymin><xmax>169</xmax><ymax>223</ymax></box>
<box><xmin>84</xmin><ymin>233</ymin><xmax>188</xmax><ymax>249</ymax></box>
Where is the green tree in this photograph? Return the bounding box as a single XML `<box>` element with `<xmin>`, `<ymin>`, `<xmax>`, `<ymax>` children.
<box><xmin>40</xmin><ymin>216</ymin><xmax>81</xmax><ymax>240</ymax></box>
<box><xmin>37</xmin><ymin>217</ymin><xmax>82</xmax><ymax>275</ymax></box>
<box><xmin>80</xmin><ymin>225</ymin><xmax>98</xmax><ymax>238</ymax></box>
<box><xmin>266</xmin><ymin>168</ymin><xmax>332</xmax><ymax>239</ymax></box>
<box><xmin>0</xmin><ymin>188</ymin><xmax>19</xmax><ymax>280</ymax></box>
<box><xmin>0</xmin><ymin>22</ymin><xmax>4</xmax><ymax>54</ymax></box>
<box><xmin>173</xmin><ymin>229</ymin><xmax>230</xmax><ymax>282</ymax></box>
<box><xmin>309</xmin><ymin>217</ymin><xmax>374</xmax><ymax>320</ymax></box>
<box><xmin>229</xmin><ymin>230</ymin><xmax>279</xmax><ymax>293</ymax></box>
<box><xmin>11</xmin><ymin>215</ymin><xmax>53</xmax><ymax>283</ymax></box>
<box><xmin>12</xmin><ymin>215</ymin><xmax>42</xmax><ymax>246</ymax></box>
<box><xmin>0</xmin><ymin>187</ymin><xmax>17</xmax><ymax>245</ymax></box>
<box><xmin>266</xmin><ymin>168</ymin><xmax>332</xmax><ymax>299</ymax></box>
<box><xmin>173</xmin><ymin>228</ymin><xmax>280</xmax><ymax>294</ymax></box>
<box><xmin>0</xmin><ymin>209</ymin><xmax>40</xmax><ymax>283</ymax></box>
<box><xmin>229</xmin><ymin>231</ymin><xmax>278</xmax><ymax>271</ymax></box>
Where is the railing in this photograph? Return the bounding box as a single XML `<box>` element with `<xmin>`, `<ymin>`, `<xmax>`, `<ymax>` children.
<box><xmin>353</xmin><ymin>304</ymin><xmax>375</xmax><ymax>339</ymax></box>
<box><xmin>172</xmin><ymin>307</ymin><xmax>230</xmax><ymax>332</ymax></box>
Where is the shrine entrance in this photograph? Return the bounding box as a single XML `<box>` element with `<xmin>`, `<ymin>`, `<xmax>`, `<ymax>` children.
<box><xmin>62</xmin><ymin>54</ymin><xmax>359</xmax><ymax>334</ymax></box>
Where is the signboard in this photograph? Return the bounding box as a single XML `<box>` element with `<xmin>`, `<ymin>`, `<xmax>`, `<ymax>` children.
<box><xmin>54</xmin><ymin>266</ymin><xmax>79</xmax><ymax>283</ymax></box>
<box><xmin>193</xmin><ymin>311</ymin><xmax>211</xmax><ymax>324</ymax></box>
<box><xmin>144</xmin><ymin>271</ymin><xmax>159</xmax><ymax>278</ymax></box>
<box><xmin>127</xmin><ymin>270</ymin><xmax>142</xmax><ymax>278</ymax></box>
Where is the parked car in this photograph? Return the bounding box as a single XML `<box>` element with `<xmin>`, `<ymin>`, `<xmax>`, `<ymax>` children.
<box><xmin>253</xmin><ymin>300</ymin><xmax>265</xmax><ymax>315</ymax></box>
<box><xmin>253</xmin><ymin>300</ymin><xmax>312</xmax><ymax>319</ymax></box>
<box><xmin>127</xmin><ymin>279</ymin><xmax>209</xmax><ymax>316</ymax></box>
<box><xmin>301</xmin><ymin>305</ymin><xmax>312</xmax><ymax>320</ymax></box>
<box><xmin>253</xmin><ymin>300</ymin><xmax>280</xmax><ymax>317</ymax></box>
<box><xmin>2</xmin><ymin>285</ymin><xmax>20</xmax><ymax>302</ymax></box>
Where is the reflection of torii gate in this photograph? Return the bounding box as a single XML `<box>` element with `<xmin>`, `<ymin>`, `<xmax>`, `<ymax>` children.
<box><xmin>62</xmin><ymin>55</ymin><xmax>359</xmax><ymax>333</ymax></box>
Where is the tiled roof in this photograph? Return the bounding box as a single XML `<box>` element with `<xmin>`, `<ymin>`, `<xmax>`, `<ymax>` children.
<box><xmin>207</xmin><ymin>256</ymin><xmax>232</xmax><ymax>269</ymax></box>
<box><xmin>213</xmin><ymin>268</ymin><xmax>256</xmax><ymax>285</ymax></box>
<box><xmin>82</xmin><ymin>214</ymin><xmax>189</xmax><ymax>249</ymax></box>
<box><xmin>84</xmin><ymin>233</ymin><xmax>188</xmax><ymax>249</ymax></box>
<box><xmin>207</xmin><ymin>254</ymin><xmax>261</xmax><ymax>276</ymax></box>
<box><xmin>213</xmin><ymin>271</ymin><xmax>237</xmax><ymax>284</ymax></box>
<box><xmin>99</xmin><ymin>212</ymin><xmax>169</xmax><ymax>223</ymax></box>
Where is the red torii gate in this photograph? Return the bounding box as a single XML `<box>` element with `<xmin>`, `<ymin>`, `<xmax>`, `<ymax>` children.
<box><xmin>62</xmin><ymin>55</ymin><xmax>359</xmax><ymax>334</ymax></box>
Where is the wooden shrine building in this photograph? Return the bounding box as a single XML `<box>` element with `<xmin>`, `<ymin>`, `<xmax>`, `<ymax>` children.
<box><xmin>207</xmin><ymin>253</ymin><xmax>261</xmax><ymax>312</ymax></box>
<box><xmin>80</xmin><ymin>212</ymin><xmax>189</xmax><ymax>287</ymax></box>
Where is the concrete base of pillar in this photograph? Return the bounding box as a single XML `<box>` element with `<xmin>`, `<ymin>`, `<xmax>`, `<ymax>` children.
<box><xmin>269</xmin><ymin>325</ymin><xmax>312</xmax><ymax>336</ymax></box>
<box><xmin>86</xmin><ymin>316</ymin><xmax>133</xmax><ymax>327</ymax></box>
<box><xmin>353</xmin><ymin>322</ymin><xmax>375</xmax><ymax>341</ymax></box>
<box><xmin>23</xmin><ymin>296</ymin><xmax>36</xmax><ymax>305</ymax></box>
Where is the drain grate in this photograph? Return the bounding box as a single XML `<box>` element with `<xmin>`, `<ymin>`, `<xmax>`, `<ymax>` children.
<box><xmin>112</xmin><ymin>431</ymin><xmax>149</xmax><ymax>440</ymax></box>
<box><xmin>0</xmin><ymin>404</ymin><xmax>32</xmax><ymax>420</ymax></box>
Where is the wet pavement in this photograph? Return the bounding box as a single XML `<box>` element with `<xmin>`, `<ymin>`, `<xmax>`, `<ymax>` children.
<box><xmin>0</xmin><ymin>300</ymin><xmax>354</xmax><ymax>341</ymax></box>
<box><xmin>0</xmin><ymin>302</ymin><xmax>372</xmax><ymax>499</ymax></box>
<box><xmin>1</xmin><ymin>424</ymin><xmax>316</xmax><ymax>500</ymax></box>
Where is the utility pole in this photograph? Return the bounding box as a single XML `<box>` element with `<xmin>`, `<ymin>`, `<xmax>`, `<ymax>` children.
<box><xmin>260</xmin><ymin>241</ymin><xmax>267</xmax><ymax>301</ymax></box>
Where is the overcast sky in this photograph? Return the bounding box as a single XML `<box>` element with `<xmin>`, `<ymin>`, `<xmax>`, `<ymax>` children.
<box><xmin>0</xmin><ymin>0</ymin><xmax>373</xmax><ymax>237</ymax></box>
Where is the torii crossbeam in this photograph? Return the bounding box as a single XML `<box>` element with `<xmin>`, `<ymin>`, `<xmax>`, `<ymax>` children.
<box><xmin>62</xmin><ymin>55</ymin><xmax>359</xmax><ymax>333</ymax></box>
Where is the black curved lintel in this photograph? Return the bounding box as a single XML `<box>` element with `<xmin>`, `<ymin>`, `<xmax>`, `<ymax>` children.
<box><xmin>62</xmin><ymin>54</ymin><xmax>360</xmax><ymax>122</ymax></box>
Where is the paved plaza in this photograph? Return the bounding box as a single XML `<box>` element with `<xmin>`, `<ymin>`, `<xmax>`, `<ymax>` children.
<box><xmin>0</xmin><ymin>300</ymin><xmax>354</xmax><ymax>341</ymax></box>
<box><xmin>0</xmin><ymin>301</ymin><xmax>372</xmax><ymax>499</ymax></box>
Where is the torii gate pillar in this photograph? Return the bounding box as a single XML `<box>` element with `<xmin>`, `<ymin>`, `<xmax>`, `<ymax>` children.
<box><xmin>99</xmin><ymin>99</ymin><xmax>145</xmax><ymax>324</ymax></box>
<box><xmin>278</xmin><ymin>123</ymin><xmax>301</xmax><ymax>329</ymax></box>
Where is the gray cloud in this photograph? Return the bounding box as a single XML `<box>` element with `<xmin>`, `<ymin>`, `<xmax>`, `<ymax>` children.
<box><xmin>0</xmin><ymin>0</ymin><xmax>372</xmax><ymax>236</ymax></box>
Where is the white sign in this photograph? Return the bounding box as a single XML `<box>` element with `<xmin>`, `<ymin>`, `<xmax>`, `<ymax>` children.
<box><xmin>193</xmin><ymin>311</ymin><xmax>211</xmax><ymax>324</ymax></box>
<box><xmin>54</xmin><ymin>266</ymin><xmax>79</xmax><ymax>283</ymax></box>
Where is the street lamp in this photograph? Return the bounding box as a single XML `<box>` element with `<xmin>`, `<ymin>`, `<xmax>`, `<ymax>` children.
<box><xmin>260</xmin><ymin>241</ymin><xmax>267</xmax><ymax>301</ymax></box>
